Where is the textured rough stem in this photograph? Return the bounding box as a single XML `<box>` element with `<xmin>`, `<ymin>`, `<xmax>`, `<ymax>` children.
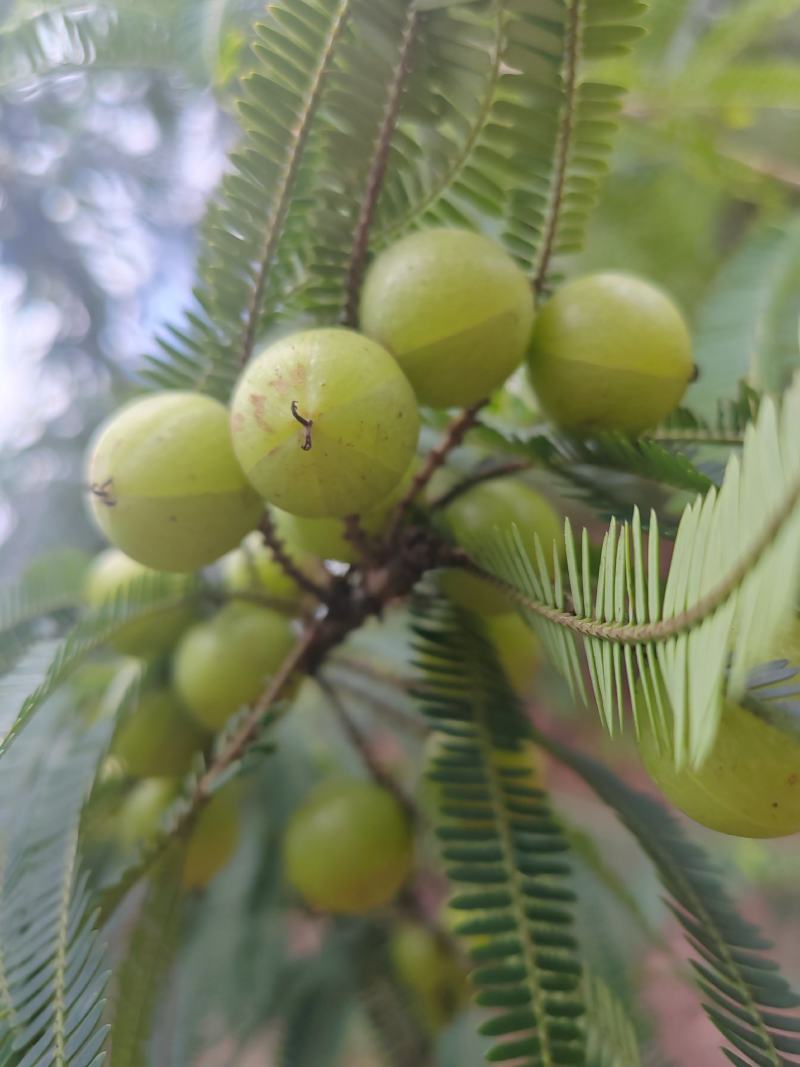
<box><xmin>429</xmin><ymin>458</ymin><xmax>532</xmax><ymax>510</ymax></box>
<box><xmin>259</xmin><ymin>511</ymin><xmax>331</xmax><ymax>600</ymax></box>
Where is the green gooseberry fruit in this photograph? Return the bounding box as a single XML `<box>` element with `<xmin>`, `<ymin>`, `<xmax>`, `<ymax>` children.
<box><xmin>87</xmin><ymin>391</ymin><xmax>262</xmax><ymax>572</ymax></box>
<box><xmin>220</xmin><ymin>531</ymin><xmax>318</xmax><ymax>605</ymax></box>
<box><xmin>84</xmin><ymin>548</ymin><xmax>192</xmax><ymax>657</ymax></box>
<box><xmin>183</xmin><ymin>784</ymin><xmax>242</xmax><ymax>890</ymax></box>
<box><xmin>390</xmin><ymin>921</ymin><xmax>470</xmax><ymax>1032</ymax></box>
<box><xmin>527</xmin><ymin>272</ymin><xmax>694</xmax><ymax>435</ymax></box>
<box><xmin>638</xmin><ymin>697</ymin><xmax>800</xmax><ymax>838</ymax></box>
<box><xmin>283</xmin><ymin>779</ymin><xmax>414</xmax><ymax>914</ymax></box>
<box><xmin>439</xmin><ymin>479</ymin><xmax>563</xmax><ymax>615</ymax></box>
<box><xmin>112</xmin><ymin>687</ymin><xmax>207</xmax><ymax>778</ymax></box>
<box><xmin>487</xmin><ymin>613</ymin><xmax>540</xmax><ymax>699</ymax></box>
<box><xmin>230</xmin><ymin>328</ymin><xmax>419</xmax><ymax>518</ymax></box>
<box><xmin>269</xmin><ymin>464</ymin><xmax>414</xmax><ymax>564</ymax></box>
<box><xmin>173</xmin><ymin>603</ymin><xmax>295</xmax><ymax>731</ymax></box>
<box><xmin>117</xmin><ymin>778</ymin><xmax>177</xmax><ymax>849</ymax></box>
<box><xmin>360</xmin><ymin>228</ymin><xmax>535</xmax><ymax>408</ymax></box>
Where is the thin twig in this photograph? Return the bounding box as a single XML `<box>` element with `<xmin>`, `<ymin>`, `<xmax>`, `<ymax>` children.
<box><xmin>429</xmin><ymin>458</ymin><xmax>533</xmax><ymax>510</ymax></box>
<box><xmin>317</xmin><ymin>675</ymin><xmax>417</xmax><ymax>820</ymax></box>
<box><xmin>649</xmin><ymin>429</ymin><xmax>745</xmax><ymax>447</ymax></box>
<box><xmin>343</xmin><ymin>514</ymin><xmax>377</xmax><ymax>562</ymax></box>
<box><xmin>455</xmin><ymin>463</ymin><xmax>800</xmax><ymax>644</ymax></box>
<box><xmin>259</xmin><ymin>511</ymin><xmax>331</xmax><ymax>600</ymax></box>
<box><xmin>341</xmin><ymin>4</ymin><xmax>419</xmax><ymax>327</ymax></box>
<box><xmin>532</xmin><ymin>0</ymin><xmax>581</xmax><ymax>297</ymax></box>
<box><xmin>384</xmin><ymin>401</ymin><xmax>487</xmax><ymax>545</ymax></box>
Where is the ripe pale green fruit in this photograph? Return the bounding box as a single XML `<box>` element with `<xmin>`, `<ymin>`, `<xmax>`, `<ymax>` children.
<box><xmin>118</xmin><ymin>778</ymin><xmax>177</xmax><ymax>849</ymax></box>
<box><xmin>390</xmin><ymin>922</ymin><xmax>470</xmax><ymax>1032</ymax></box>
<box><xmin>283</xmin><ymin>780</ymin><xmax>413</xmax><ymax>914</ymax></box>
<box><xmin>230</xmin><ymin>328</ymin><xmax>419</xmax><ymax>518</ymax></box>
<box><xmin>220</xmin><ymin>531</ymin><xmax>317</xmax><ymax>605</ymax></box>
<box><xmin>173</xmin><ymin>603</ymin><xmax>294</xmax><ymax>731</ymax></box>
<box><xmin>87</xmin><ymin>392</ymin><xmax>262</xmax><ymax>572</ymax></box>
<box><xmin>112</xmin><ymin>688</ymin><xmax>207</xmax><ymax>778</ymax></box>
<box><xmin>639</xmin><ymin>697</ymin><xmax>800</xmax><ymax>838</ymax></box>
<box><xmin>183</xmin><ymin>784</ymin><xmax>242</xmax><ymax>890</ymax></box>
<box><xmin>527</xmin><ymin>272</ymin><xmax>694</xmax><ymax>434</ymax></box>
<box><xmin>439</xmin><ymin>479</ymin><xmax>563</xmax><ymax>615</ymax></box>
<box><xmin>84</xmin><ymin>548</ymin><xmax>192</xmax><ymax>657</ymax></box>
<box><xmin>360</xmin><ymin>228</ymin><xmax>535</xmax><ymax>408</ymax></box>
<box><xmin>487</xmin><ymin>613</ymin><xmax>540</xmax><ymax>699</ymax></box>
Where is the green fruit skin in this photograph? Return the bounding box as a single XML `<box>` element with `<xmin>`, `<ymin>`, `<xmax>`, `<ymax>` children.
<box><xmin>269</xmin><ymin>464</ymin><xmax>414</xmax><ymax>564</ymax></box>
<box><xmin>527</xmin><ymin>272</ymin><xmax>693</xmax><ymax>435</ymax></box>
<box><xmin>183</xmin><ymin>784</ymin><xmax>242</xmax><ymax>890</ymax></box>
<box><xmin>230</xmin><ymin>328</ymin><xmax>420</xmax><ymax>518</ymax></box>
<box><xmin>390</xmin><ymin>922</ymin><xmax>470</xmax><ymax>1032</ymax></box>
<box><xmin>360</xmin><ymin>228</ymin><xmax>535</xmax><ymax>408</ymax></box>
<box><xmin>173</xmin><ymin>603</ymin><xmax>294</xmax><ymax>731</ymax></box>
<box><xmin>439</xmin><ymin>479</ymin><xmax>563</xmax><ymax>615</ymax></box>
<box><xmin>87</xmin><ymin>392</ymin><xmax>263</xmax><ymax>572</ymax></box>
<box><xmin>84</xmin><ymin>548</ymin><xmax>192</xmax><ymax>657</ymax></box>
<box><xmin>220</xmin><ymin>531</ymin><xmax>309</xmax><ymax>604</ymax></box>
<box><xmin>112</xmin><ymin>688</ymin><xmax>207</xmax><ymax>778</ymax></box>
<box><xmin>487</xmin><ymin>613</ymin><xmax>540</xmax><ymax>698</ymax></box>
<box><xmin>639</xmin><ymin>698</ymin><xmax>800</xmax><ymax>838</ymax></box>
<box><xmin>283</xmin><ymin>780</ymin><xmax>413</xmax><ymax>914</ymax></box>
<box><xmin>118</xmin><ymin>778</ymin><xmax>177</xmax><ymax>849</ymax></box>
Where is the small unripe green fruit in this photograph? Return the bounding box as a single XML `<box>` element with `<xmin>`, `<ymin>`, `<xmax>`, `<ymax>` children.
<box><xmin>487</xmin><ymin>613</ymin><xmax>540</xmax><ymax>699</ymax></box>
<box><xmin>230</xmin><ymin>328</ymin><xmax>419</xmax><ymax>518</ymax></box>
<box><xmin>173</xmin><ymin>603</ymin><xmax>294</xmax><ymax>731</ymax></box>
<box><xmin>390</xmin><ymin>922</ymin><xmax>470</xmax><ymax>1032</ymax></box>
<box><xmin>639</xmin><ymin>697</ymin><xmax>800</xmax><ymax>838</ymax></box>
<box><xmin>439</xmin><ymin>479</ymin><xmax>563</xmax><ymax>615</ymax></box>
<box><xmin>182</xmin><ymin>784</ymin><xmax>242</xmax><ymax>890</ymax></box>
<box><xmin>87</xmin><ymin>392</ymin><xmax>262</xmax><ymax>572</ymax></box>
<box><xmin>283</xmin><ymin>780</ymin><xmax>414</xmax><ymax>914</ymax></box>
<box><xmin>269</xmin><ymin>465</ymin><xmax>413</xmax><ymax>563</ymax></box>
<box><xmin>220</xmin><ymin>531</ymin><xmax>318</xmax><ymax>605</ymax></box>
<box><xmin>112</xmin><ymin>688</ymin><xmax>207</xmax><ymax>778</ymax></box>
<box><xmin>360</xmin><ymin>228</ymin><xmax>535</xmax><ymax>408</ymax></box>
<box><xmin>117</xmin><ymin>778</ymin><xmax>177</xmax><ymax>849</ymax></box>
<box><xmin>527</xmin><ymin>272</ymin><xmax>693</xmax><ymax>435</ymax></box>
<box><xmin>84</xmin><ymin>548</ymin><xmax>192</xmax><ymax>657</ymax></box>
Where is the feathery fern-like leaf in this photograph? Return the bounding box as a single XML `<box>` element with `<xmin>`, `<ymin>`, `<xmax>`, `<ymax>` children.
<box><xmin>582</xmin><ymin>969</ymin><xmax>642</xmax><ymax>1067</ymax></box>
<box><xmin>106</xmin><ymin>845</ymin><xmax>186</xmax><ymax>1066</ymax></box>
<box><xmin>412</xmin><ymin>597</ymin><xmax>585</xmax><ymax>1067</ymax></box>
<box><xmin>466</xmin><ymin>374</ymin><xmax>800</xmax><ymax>766</ymax></box>
<box><xmin>541</xmin><ymin>732</ymin><xmax>800</xmax><ymax>1067</ymax></box>
<box><xmin>143</xmin><ymin>0</ymin><xmax>353</xmax><ymax>398</ymax></box>
<box><xmin>0</xmin><ymin>572</ymin><xmax>197</xmax><ymax>760</ymax></box>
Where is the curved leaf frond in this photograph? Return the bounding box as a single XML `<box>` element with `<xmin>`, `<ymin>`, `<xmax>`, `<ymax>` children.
<box><xmin>412</xmin><ymin>597</ymin><xmax>586</xmax><ymax>1067</ymax></box>
<box><xmin>582</xmin><ymin>969</ymin><xmax>642</xmax><ymax>1067</ymax></box>
<box><xmin>0</xmin><ymin>573</ymin><xmax>198</xmax><ymax>761</ymax></box>
<box><xmin>541</xmin><ymin>732</ymin><xmax>800</xmax><ymax>1067</ymax></box>
<box><xmin>466</xmin><ymin>375</ymin><xmax>800</xmax><ymax>765</ymax></box>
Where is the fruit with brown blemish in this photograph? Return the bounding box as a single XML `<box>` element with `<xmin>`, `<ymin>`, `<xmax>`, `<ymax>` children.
<box><xmin>230</xmin><ymin>328</ymin><xmax>420</xmax><ymax>518</ymax></box>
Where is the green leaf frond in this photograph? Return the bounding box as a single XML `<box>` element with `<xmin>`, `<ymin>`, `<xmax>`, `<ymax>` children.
<box><xmin>582</xmin><ymin>968</ymin><xmax>642</xmax><ymax>1067</ymax></box>
<box><xmin>0</xmin><ymin>2</ymin><xmax>189</xmax><ymax>89</ymax></box>
<box><xmin>657</xmin><ymin>381</ymin><xmax>761</xmax><ymax>447</ymax></box>
<box><xmin>689</xmin><ymin>222</ymin><xmax>800</xmax><ymax>416</ymax></box>
<box><xmin>465</xmin><ymin>375</ymin><xmax>800</xmax><ymax>766</ymax></box>
<box><xmin>0</xmin><ymin>572</ymin><xmax>198</xmax><ymax>761</ymax></box>
<box><xmin>143</xmin><ymin>0</ymin><xmax>353</xmax><ymax>398</ymax></box>
<box><xmin>476</xmin><ymin>419</ymin><xmax>713</xmax><ymax>526</ymax></box>
<box><xmin>106</xmin><ymin>845</ymin><xmax>187</xmax><ymax>1066</ymax></box>
<box><xmin>411</xmin><ymin>596</ymin><xmax>586</xmax><ymax>1067</ymax></box>
<box><xmin>511</xmin><ymin>0</ymin><xmax>647</xmax><ymax>292</ymax></box>
<box><xmin>0</xmin><ymin>688</ymin><xmax>118</xmax><ymax>1067</ymax></box>
<box><xmin>541</xmin><ymin>732</ymin><xmax>800</xmax><ymax>1067</ymax></box>
<box><xmin>740</xmin><ymin>659</ymin><xmax>800</xmax><ymax>743</ymax></box>
<box><xmin>0</xmin><ymin>550</ymin><xmax>88</xmax><ymax>677</ymax></box>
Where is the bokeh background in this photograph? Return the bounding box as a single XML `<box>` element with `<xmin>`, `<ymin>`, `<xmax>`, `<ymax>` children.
<box><xmin>1</xmin><ymin>0</ymin><xmax>800</xmax><ymax>1062</ymax></box>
